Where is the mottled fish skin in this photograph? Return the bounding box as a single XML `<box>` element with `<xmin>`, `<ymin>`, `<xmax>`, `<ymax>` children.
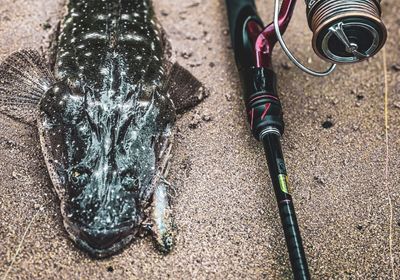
<box><xmin>55</xmin><ymin>0</ymin><xmax>165</xmax><ymax>90</ymax></box>
<box><xmin>38</xmin><ymin>0</ymin><xmax>176</xmax><ymax>257</ymax></box>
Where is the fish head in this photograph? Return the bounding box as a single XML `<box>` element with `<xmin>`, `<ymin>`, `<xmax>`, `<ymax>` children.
<box><xmin>63</xmin><ymin>137</ymin><xmax>159</xmax><ymax>257</ymax></box>
<box><xmin>39</xmin><ymin>81</ymin><xmax>174</xmax><ymax>257</ymax></box>
<box><xmin>63</xmin><ymin>163</ymin><xmax>143</xmax><ymax>257</ymax></box>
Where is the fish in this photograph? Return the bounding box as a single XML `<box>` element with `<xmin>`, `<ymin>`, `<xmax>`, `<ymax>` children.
<box><xmin>0</xmin><ymin>0</ymin><xmax>207</xmax><ymax>258</ymax></box>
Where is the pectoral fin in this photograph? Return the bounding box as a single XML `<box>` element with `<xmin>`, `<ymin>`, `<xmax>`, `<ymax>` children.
<box><xmin>165</xmin><ymin>63</ymin><xmax>208</xmax><ymax>114</ymax></box>
<box><xmin>0</xmin><ymin>49</ymin><xmax>54</xmax><ymax>124</ymax></box>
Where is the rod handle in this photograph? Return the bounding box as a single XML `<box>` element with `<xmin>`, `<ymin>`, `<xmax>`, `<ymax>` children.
<box><xmin>279</xmin><ymin>200</ymin><xmax>310</xmax><ymax>280</ymax></box>
<box><xmin>225</xmin><ymin>0</ymin><xmax>258</xmax><ymax>52</ymax></box>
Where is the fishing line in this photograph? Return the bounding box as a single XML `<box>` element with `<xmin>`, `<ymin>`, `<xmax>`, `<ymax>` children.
<box><xmin>382</xmin><ymin>47</ymin><xmax>396</xmax><ymax>280</ymax></box>
<box><xmin>273</xmin><ymin>0</ymin><xmax>336</xmax><ymax>77</ymax></box>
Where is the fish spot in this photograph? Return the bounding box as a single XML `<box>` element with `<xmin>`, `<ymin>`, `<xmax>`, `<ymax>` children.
<box><xmin>64</xmin><ymin>17</ymin><xmax>73</xmax><ymax>24</ymax></box>
<box><xmin>119</xmin><ymin>34</ymin><xmax>144</xmax><ymax>42</ymax></box>
<box><xmin>121</xmin><ymin>14</ymin><xmax>131</xmax><ymax>21</ymax></box>
<box><xmin>59</xmin><ymin>52</ymin><xmax>70</xmax><ymax>58</ymax></box>
<box><xmin>83</xmin><ymin>32</ymin><xmax>107</xmax><ymax>40</ymax></box>
<box><xmin>95</xmin><ymin>14</ymin><xmax>108</xmax><ymax>20</ymax></box>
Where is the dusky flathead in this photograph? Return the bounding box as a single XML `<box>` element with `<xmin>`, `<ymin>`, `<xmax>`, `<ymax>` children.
<box><xmin>0</xmin><ymin>0</ymin><xmax>207</xmax><ymax>257</ymax></box>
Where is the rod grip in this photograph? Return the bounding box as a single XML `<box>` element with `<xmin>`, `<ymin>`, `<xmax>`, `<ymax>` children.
<box><xmin>225</xmin><ymin>0</ymin><xmax>258</xmax><ymax>51</ymax></box>
<box><xmin>279</xmin><ymin>201</ymin><xmax>310</xmax><ymax>280</ymax></box>
<box><xmin>240</xmin><ymin>67</ymin><xmax>284</xmax><ymax>139</ymax></box>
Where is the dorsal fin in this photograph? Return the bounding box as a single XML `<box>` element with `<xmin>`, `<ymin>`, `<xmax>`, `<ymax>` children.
<box><xmin>0</xmin><ymin>49</ymin><xmax>55</xmax><ymax>125</ymax></box>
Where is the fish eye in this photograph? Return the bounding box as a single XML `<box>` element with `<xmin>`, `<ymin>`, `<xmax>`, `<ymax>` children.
<box><xmin>69</xmin><ymin>167</ymin><xmax>90</xmax><ymax>187</ymax></box>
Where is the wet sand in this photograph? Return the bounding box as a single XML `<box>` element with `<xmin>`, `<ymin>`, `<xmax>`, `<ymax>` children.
<box><xmin>0</xmin><ymin>0</ymin><xmax>399</xmax><ymax>279</ymax></box>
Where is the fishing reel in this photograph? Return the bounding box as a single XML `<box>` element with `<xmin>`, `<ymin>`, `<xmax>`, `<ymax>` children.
<box><xmin>275</xmin><ymin>0</ymin><xmax>387</xmax><ymax>76</ymax></box>
<box><xmin>226</xmin><ymin>2</ymin><xmax>387</xmax><ymax>278</ymax></box>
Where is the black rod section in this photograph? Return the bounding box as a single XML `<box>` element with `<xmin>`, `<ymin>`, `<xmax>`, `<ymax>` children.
<box><xmin>225</xmin><ymin>1</ymin><xmax>310</xmax><ymax>278</ymax></box>
<box><xmin>262</xmin><ymin>132</ymin><xmax>310</xmax><ymax>280</ymax></box>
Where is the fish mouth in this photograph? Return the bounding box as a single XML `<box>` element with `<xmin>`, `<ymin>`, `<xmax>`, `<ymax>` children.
<box><xmin>63</xmin><ymin>218</ymin><xmax>139</xmax><ymax>258</ymax></box>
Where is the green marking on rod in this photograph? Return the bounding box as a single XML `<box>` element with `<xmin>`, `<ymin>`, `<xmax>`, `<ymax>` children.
<box><xmin>278</xmin><ymin>174</ymin><xmax>290</xmax><ymax>194</ymax></box>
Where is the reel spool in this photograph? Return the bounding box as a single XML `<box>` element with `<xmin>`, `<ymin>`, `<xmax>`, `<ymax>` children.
<box><xmin>306</xmin><ymin>0</ymin><xmax>387</xmax><ymax>63</ymax></box>
<box><xmin>274</xmin><ymin>0</ymin><xmax>387</xmax><ymax>76</ymax></box>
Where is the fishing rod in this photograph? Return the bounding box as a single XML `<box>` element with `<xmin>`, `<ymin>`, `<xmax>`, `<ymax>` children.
<box><xmin>225</xmin><ymin>0</ymin><xmax>386</xmax><ymax>279</ymax></box>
